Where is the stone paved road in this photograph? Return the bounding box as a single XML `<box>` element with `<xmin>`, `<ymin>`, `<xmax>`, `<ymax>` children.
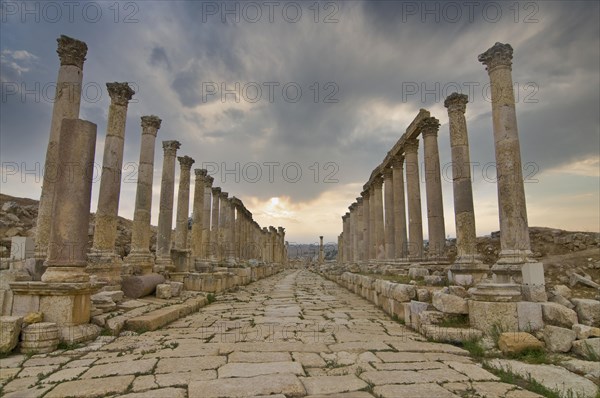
<box><xmin>0</xmin><ymin>270</ymin><xmax>543</xmax><ymax>398</ymax></box>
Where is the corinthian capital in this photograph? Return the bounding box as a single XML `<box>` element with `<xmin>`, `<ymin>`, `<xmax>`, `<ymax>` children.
<box><xmin>162</xmin><ymin>140</ymin><xmax>181</xmax><ymax>156</ymax></box>
<box><xmin>107</xmin><ymin>82</ymin><xmax>135</xmax><ymax>106</ymax></box>
<box><xmin>404</xmin><ymin>138</ymin><xmax>419</xmax><ymax>154</ymax></box>
<box><xmin>419</xmin><ymin>117</ymin><xmax>440</xmax><ymax>138</ymax></box>
<box><xmin>141</xmin><ymin>115</ymin><xmax>162</xmax><ymax>134</ymax></box>
<box><xmin>478</xmin><ymin>42</ymin><xmax>513</xmax><ymax>72</ymax></box>
<box><xmin>444</xmin><ymin>92</ymin><xmax>468</xmax><ymax>114</ymax></box>
<box><xmin>178</xmin><ymin>155</ymin><xmax>195</xmax><ymax>169</ymax></box>
<box><xmin>57</xmin><ymin>35</ymin><xmax>88</xmax><ymax>68</ymax></box>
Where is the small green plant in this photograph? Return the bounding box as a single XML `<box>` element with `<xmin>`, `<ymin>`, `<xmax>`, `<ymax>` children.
<box><xmin>461</xmin><ymin>338</ymin><xmax>486</xmax><ymax>359</ymax></box>
<box><xmin>484</xmin><ymin>363</ymin><xmax>567</xmax><ymax>398</ymax></box>
<box><xmin>206</xmin><ymin>293</ymin><xmax>216</xmax><ymax>304</ymax></box>
<box><xmin>100</xmin><ymin>328</ymin><xmax>113</xmax><ymax>336</ymax></box>
<box><xmin>391</xmin><ymin>313</ymin><xmax>405</xmax><ymax>325</ymax></box>
<box><xmin>507</xmin><ymin>347</ymin><xmax>559</xmax><ymax>365</ymax></box>
<box><xmin>57</xmin><ymin>342</ymin><xmax>83</xmax><ymax>351</ymax></box>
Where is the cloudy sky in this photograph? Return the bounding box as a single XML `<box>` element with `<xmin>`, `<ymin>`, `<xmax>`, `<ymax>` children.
<box><xmin>1</xmin><ymin>1</ymin><xmax>598</xmax><ymax>245</ymax></box>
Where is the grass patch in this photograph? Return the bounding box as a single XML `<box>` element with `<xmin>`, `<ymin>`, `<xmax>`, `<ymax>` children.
<box><xmin>391</xmin><ymin>314</ymin><xmax>405</xmax><ymax>325</ymax></box>
<box><xmin>56</xmin><ymin>342</ymin><xmax>83</xmax><ymax>351</ymax></box>
<box><xmin>461</xmin><ymin>339</ymin><xmax>486</xmax><ymax>359</ymax></box>
<box><xmin>483</xmin><ymin>363</ymin><xmax>582</xmax><ymax>398</ymax></box>
<box><xmin>438</xmin><ymin>314</ymin><xmax>470</xmax><ymax>329</ymax></box>
<box><xmin>206</xmin><ymin>293</ymin><xmax>216</xmax><ymax>304</ymax></box>
<box><xmin>507</xmin><ymin>347</ymin><xmax>562</xmax><ymax>365</ymax></box>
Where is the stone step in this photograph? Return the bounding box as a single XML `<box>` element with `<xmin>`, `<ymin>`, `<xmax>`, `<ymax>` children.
<box><xmin>125</xmin><ymin>296</ymin><xmax>207</xmax><ymax>332</ymax></box>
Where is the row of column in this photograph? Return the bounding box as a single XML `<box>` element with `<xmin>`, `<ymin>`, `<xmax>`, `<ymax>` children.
<box><xmin>34</xmin><ymin>35</ymin><xmax>288</xmax><ymax>292</ymax></box>
<box><xmin>339</xmin><ymin>42</ymin><xmax>539</xmax><ymax>294</ymax></box>
<box><xmin>340</xmin><ymin>116</ymin><xmax>447</xmax><ymax>264</ymax></box>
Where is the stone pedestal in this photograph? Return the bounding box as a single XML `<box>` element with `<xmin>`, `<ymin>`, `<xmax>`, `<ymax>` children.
<box><xmin>126</xmin><ymin>116</ymin><xmax>161</xmax><ymax>275</ymax></box>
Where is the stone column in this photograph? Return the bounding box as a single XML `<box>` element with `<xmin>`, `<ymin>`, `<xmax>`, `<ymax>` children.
<box><xmin>210</xmin><ymin>187</ymin><xmax>221</xmax><ymax>261</ymax></box>
<box><xmin>391</xmin><ymin>156</ymin><xmax>408</xmax><ymax>259</ymax></box>
<box><xmin>218</xmin><ymin>192</ymin><xmax>229</xmax><ymax>262</ymax></box>
<box><xmin>230</xmin><ymin>200</ymin><xmax>237</xmax><ymax>262</ymax></box>
<box><xmin>126</xmin><ymin>116</ymin><xmax>161</xmax><ymax>275</ymax></box>
<box><xmin>368</xmin><ymin>188</ymin><xmax>376</xmax><ymax>259</ymax></box>
<box><xmin>421</xmin><ymin>117</ymin><xmax>446</xmax><ymax>260</ymax></box>
<box><xmin>88</xmin><ymin>82</ymin><xmax>134</xmax><ymax>288</ymax></box>
<box><xmin>35</xmin><ymin>36</ymin><xmax>88</xmax><ymax>261</ymax></box>
<box><xmin>383</xmin><ymin>168</ymin><xmax>395</xmax><ymax>259</ymax></box>
<box><xmin>319</xmin><ymin>236</ymin><xmax>324</xmax><ymax>264</ymax></box>
<box><xmin>155</xmin><ymin>140</ymin><xmax>181</xmax><ymax>273</ymax></box>
<box><xmin>202</xmin><ymin>176</ymin><xmax>213</xmax><ymax>260</ymax></box>
<box><xmin>405</xmin><ymin>139</ymin><xmax>424</xmax><ymax>260</ymax></box>
<box><xmin>337</xmin><ymin>235</ymin><xmax>343</xmax><ymax>264</ymax></box>
<box><xmin>445</xmin><ymin>93</ymin><xmax>488</xmax><ymax>285</ymax></box>
<box><xmin>174</xmin><ymin>156</ymin><xmax>195</xmax><ymax>250</ymax></box>
<box><xmin>191</xmin><ymin>169</ymin><xmax>206</xmax><ymax>261</ymax></box>
<box><xmin>373</xmin><ymin>176</ymin><xmax>385</xmax><ymax>259</ymax></box>
<box><xmin>350</xmin><ymin>203</ymin><xmax>358</xmax><ymax>262</ymax></box>
<box><xmin>361</xmin><ymin>191</ymin><xmax>370</xmax><ymax>261</ymax></box>
<box><xmin>279</xmin><ymin>227</ymin><xmax>286</xmax><ymax>264</ymax></box>
<box><xmin>42</xmin><ymin>119</ymin><xmax>96</xmax><ymax>283</ymax></box>
<box><xmin>356</xmin><ymin>197</ymin><xmax>364</xmax><ymax>261</ymax></box>
<box><xmin>342</xmin><ymin>213</ymin><xmax>350</xmax><ymax>262</ymax></box>
<box><xmin>479</xmin><ymin>42</ymin><xmax>544</xmax><ymax>301</ymax></box>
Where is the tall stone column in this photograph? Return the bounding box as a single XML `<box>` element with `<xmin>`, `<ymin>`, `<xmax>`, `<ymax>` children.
<box><xmin>126</xmin><ymin>116</ymin><xmax>161</xmax><ymax>275</ymax></box>
<box><xmin>319</xmin><ymin>236</ymin><xmax>324</xmax><ymax>264</ymax></box>
<box><xmin>391</xmin><ymin>156</ymin><xmax>408</xmax><ymax>259</ymax></box>
<box><xmin>210</xmin><ymin>187</ymin><xmax>221</xmax><ymax>261</ymax></box>
<box><xmin>373</xmin><ymin>176</ymin><xmax>385</xmax><ymax>259</ymax></box>
<box><xmin>230</xmin><ymin>200</ymin><xmax>238</xmax><ymax>262</ymax></box>
<box><xmin>421</xmin><ymin>117</ymin><xmax>446</xmax><ymax>260</ymax></box>
<box><xmin>349</xmin><ymin>203</ymin><xmax>357</xmax><ymax>262</ymax></box>
<box><xmin>42</xmin><ymin>119</ymin><xmax>96</xmax><ymax>283</ymax></box>
<box><xmin>174</xmin><ymin>156</ymin><xmax>195</xmax><ymax>250</ymax></box>
<box><xmin>368</xmin><ymin>188</ymin><xmax>376</xmax><ymax>259</ymax></box>
<box><xmin>479</xmin><ymin>42</ymin><xmax>544</xmax><ymax>301</ymax></box>
<box><xmin>383</xmin><ymin>168</ymin><xmax>395</xmax><ymax>259</ymax></box>
<box><xmin>155</xmin><ymin>140</ymin><xmax>181</xmax><ymax>273</ymax></box>
<box><xmin>337</xmin><ymin>235</ymin><xmax>343</xmax><ymax>264</ymax></box>
<box><xmin>445</xmin><ymin>93</ymin><xmax>488</xmax><ymax>285</ymax></box>
<box><xmin>342</xmin><ymin>213</ymin><xmax>350</xmax><ymax>263</ymax></box>
<box><xmin>361</xmin><ymin>191</ymin><xmax>370</xmax><ymax>261</ymax></box>
<box><xmin>35</xmin><ymin>36</ymin><xmax>88</xmax><ymax>261</ymax></box>
<box><xmin>405</xmin><ymin>139</ymin><xmax>424</xmax><ymax>260</ymax></box>
<box><xmin>202</xmin><ymin>176</ymin><xmax>213</xmax><ymax>260</ymax></box>
<box><xmin>356</xmin><ymin>198</ymin><xmax>364</xmax><ymax>261</ymax></box>
<box><xmin>279</xmin><ymin>227</ymin><xmax>286</xmax><ymax>264</ymax></box>
<box><xmin>191</xmin><ymin>169</ymin><xmax>206</xmax><ymax>261</ymax></box>
<box><xmin>218</xmin><ymin>192</ymin><xmax>229</xmax><ymax>261</ymax></box>
<box><xmin>88</xmin><ymin>82</ymin><xmax>134</xmax><ymax>288</ymax></box>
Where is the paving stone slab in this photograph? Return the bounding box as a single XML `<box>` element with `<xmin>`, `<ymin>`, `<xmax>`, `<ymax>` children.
<box><xmin>218</xmin><ymin>361</ymin><xmax>305</xmax><ymax>378</ymax></box>
<box><xmin>119</xmin><ymin>387</ymin><xmax>187</xmax><ymax>398</ymax></box>
<box><xmin>188</xmin><ymin>373</ymin><xmax>306</xmax><ymax>398</ymax></box>
<box><xmin>81</xmin><ymin>358</ymin><xmax>156</xmax><ymax>379</ymax></box>
<box><xmin>44</xmin><ymin>375</ymin><xmax>135</xmax><ymax>398</ymax></box>
<box><xmin>156</xmin><ymin>356</ymin><xmax>227</xmax><ymax>373</ymax></box>
<box><xmin>300</xmin><ymin>375</ymin><xmax>368</xmax><ymax>395</ymax></box>
<box><xmin>229</xmin><ymin>351</ymin><xmax>292</xmax><ymax>363</ymax></box>
<box><xmin>374</xmin><ymin>383</ymin><xmax>460</xmax><ymax>398</ymax></box>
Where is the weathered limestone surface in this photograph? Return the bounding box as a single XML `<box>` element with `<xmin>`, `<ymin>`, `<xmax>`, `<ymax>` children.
<box><xmin>127</xmin><ymin>116</ymin><xmax>161</xmax><ymax>274</ymax></box>
<box><xmin>35</xmin><ymin>35</ymin><xmax>88</xmax><ymax>260</ymax></box>
<box><xmin>0</xmin><ymin>270</ymin><xmax>539</xmax><ymax>398</ymax></box>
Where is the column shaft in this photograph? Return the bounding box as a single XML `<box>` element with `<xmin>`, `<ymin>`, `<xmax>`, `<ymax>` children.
<box><xmin>174</xmin><ymin>156</ymin><xmax>195</xmax><ymax>251</ymax></box>
<box><xmin>392</xmin><ymin>156</ymin><xmax>408</xmax><ymax>258</ymax></box>
<box><xmin>191</xmin><ymin>169</ymin><xmax>206</xmax><ymax>259</ymax></box>
<box><xmin>36</xmin><ymin>36</ymin><xmax>87</xmax><ymax>260</ymax></box>
<box><xmin>405</xmin><ymin>139</ymin><xmax>424</xmax><ymax>260</ymax></box>
<box><xmin>383</xmin><ymin>169</ymin><xmax>395</xmax><ymax>259</ymax></box>
<box><xmin>361</xmin><ymin>192</ymin><xmax>370</xmax><ymax>261</ymax></box>
<box><xmin>373</xmin><ymin>177</ymin><xmax>385</xmax><ymax>259</ymax></box>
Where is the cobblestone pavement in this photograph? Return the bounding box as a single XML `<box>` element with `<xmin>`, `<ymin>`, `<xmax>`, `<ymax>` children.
<box><xmin>0</xmin><ymin>270</ymin><xmax>543</xmax><ymax>398</ymax></box>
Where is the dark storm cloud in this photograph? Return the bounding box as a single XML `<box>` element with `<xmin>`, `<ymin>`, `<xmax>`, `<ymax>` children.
<box><xmin>149</xmin><ymin>46</ymin><xmax>171</xmax><ymax>70</ymax></box>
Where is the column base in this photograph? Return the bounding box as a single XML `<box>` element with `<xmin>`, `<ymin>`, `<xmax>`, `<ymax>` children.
<box><xmin>470</xmin><ymin>282</ymin><xmax>522</xmax><ymax>302</ymax></box>
<box><xmin>448</xmin><ymin>258</ymin><xmax>489</xmax><ymax>287</ymax></box>
<box><xmin>86</xmin><ymin>250</ymin><xmax>123</xmax><ymax>289</ymax></box>
<box><xmin>170</xmin><ymin>249</ymin><xmax>191</xmax><ymax>273</ymax></box>
<box><xmin>124</xmin><ymin>250</ymin><xmax>155</xmax><ymax>275</ymax></box>
<box><xmin>41</xmin><ymin>266</ymin><xmax>90</xmax><ymax>283</ymax></box>
<box><xmin>154</xmin><ymin>256</ymin><xmax>175</xmax><ymax>274</ymax></box>
<box><xmin>9</xmin><ymin>281</ymin><xmax>95</xmax><ymax>326</ymax></box>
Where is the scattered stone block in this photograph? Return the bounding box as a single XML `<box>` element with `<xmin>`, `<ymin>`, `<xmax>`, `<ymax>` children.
<box><xmin>169</xmin><ymin>281</ymin><xmax>183</xmax><ymax>297</ymax></box>
<box><xmin>423</xmin><ymin>275</ymin><xmax>445</xmax><ymax>286</ymax></box>
<box><xmin>548</xmin><ymin>293</ymin><xmax>574</xmax><ymax>309</ymax></box>
<box><xmin>432</xmin><ymin>291</ymin><xmax>468</xmax><ymax>314</ymax></box>
<box><xmin>551</xmin><ymin>284</ymin><xmax>572</xmax><ymax>299</ymax></box>
<box><xmin>156</xmin><ymin>284</ymin><xmax>172</xmax><ymax>299</ymax></box>
<box><xmin>497</xmin><ymin>332</ymin><xmax>543</xmax><ymax>354</ymax></box>
<box><xmin>571</xmin><ymin>298</ymin><xmax>600</xmax><ymax>326</ymax></box>
<box><xmin>543</xmin><ymin>325</ymin><xmax>576</xmax><ymax>352</ymax></box>
<box><xmin>516</xmin><ymin>302</ymin><xmax>543</xmax><ymax>332</ymax></box>
<box><xmin>122</xmin><ymin>273</ymin><xmax>166</xmax><ymax>299</ymax></box>
<box><xmin>408</xmin><ymin>267</ymin><xmax>429</xmax><ymax>279</ymax></box>
<box><xmin>0</xmin><ymin>316</ymin><xmax>22</xmax><ymax>354</ymax></box>
<box><xmin>22</xmin><ymin>311</ymin><xmax>43</xmax><ymax>325</ymax></box>
<box><xmin>570</xmin><ymin>273</ymin><xmax>600</xmax><ymax>289</ymax></box>
<box><xmin>541</xmin><ymin>302</ymin><xmax>578</xmax><ymax>328</ymax></box>
<box><xmin>571</xmin><ymin>338</ymin><xmax>600</xmax><ymax>360</ymax></box>
<box><xmin>390</xmin><ymin>284</ymin><xmax>416</xmax><ymax>302</ymax></box>
<box><xmin>447</xmin><ymin>286</ymin><xmax>468</xmax><ymax>298</ymax></box>
<box><xmin>417</xmin><ymin>288</ymin><xmax>430</xmax><ymax>302</ymax></box>
<box><xmin>20</xmin><ymin>322</ymin><xmax>59</xmax><ymax>354</ymax></box>
<box><xmin>572</xmin><ymin>324</ymin><xmax>600</xmax><ymax>340</ymax></box>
